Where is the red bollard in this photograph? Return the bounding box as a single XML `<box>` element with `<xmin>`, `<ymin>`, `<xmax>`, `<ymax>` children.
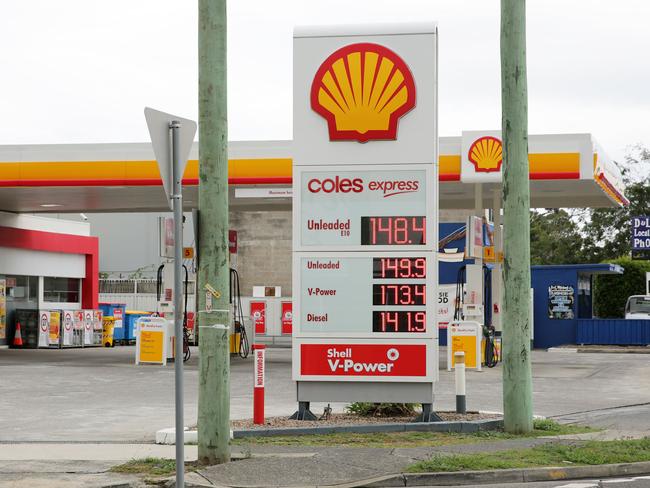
<box><xmin>252</xmin><ymin>344</ymin><xmax>265</xmax><ymax>425</ymax></box>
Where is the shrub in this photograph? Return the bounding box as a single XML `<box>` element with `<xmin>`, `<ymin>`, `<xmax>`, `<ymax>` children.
<box><xmin>346</xmin><ymin>402</ymin><xmax>417</xmax><ymax>417</ymax></box>
<box><xmin>593</xmin><ymin>257</ymin><xmax>650</xmax><ymax>318</ymax></box>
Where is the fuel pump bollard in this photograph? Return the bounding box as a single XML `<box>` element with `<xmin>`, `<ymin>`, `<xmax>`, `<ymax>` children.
<box><xmin>454</xmin><ymin>352</ymin><xmax>467</xmax><ymax>414</ymax></box>
<box><xmin>252</xmin><ymin>344</ymin><xmax>265</xmax><ymax>425</ymax></box>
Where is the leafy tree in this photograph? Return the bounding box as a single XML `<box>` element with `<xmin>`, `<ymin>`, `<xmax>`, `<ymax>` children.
<box><xmin>530</xmin><ymin>209</ymin><xmax>586</xmax><ymax>265</ymax></box>
<box><xmin>593</xmin><ymin>257</ymin><xmax>650</xmax><ymax>317</ymax></box>
<box><xmin>580</xmin><ymin>146</ymin><xmax>650</xmax><ymax>263</ymax></box>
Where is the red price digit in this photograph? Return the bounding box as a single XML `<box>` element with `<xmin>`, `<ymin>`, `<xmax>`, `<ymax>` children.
<box><xmin>382</xmin><ymin>312</ymin><xmax>399</xmax><ymax>332</ymax></box>
<box><xmin>399</xmin><ymin>285</ymin><xmax>413</xmax><ymax>305</ymax></box>
<box><xmin>412</xmin><ymin>217</ymin><xmax>426</xmax><ymax>244</ymax></box>
<box><xmin>398</xmin><ymin>258</ymin><xmax>411</xmax><ymax>278</ymax></box>
<box><xmin>394</xmin><ymin>217</ymin><xmax>409</xmax><ymax>244</ymax></box>
<box><xmin>414</xmin><ymin>284</ymin><xmax>426</xmax><ymax>305</ymax></box>
<box><xmin>414</xmin><ymin>258</ymin><xmax>426</xmax><ymax>278</ymax></box>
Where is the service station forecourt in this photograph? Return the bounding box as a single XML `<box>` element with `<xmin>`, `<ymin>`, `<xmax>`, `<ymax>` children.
<box><xmin>292</xmin><ymin>23</ymin><xmax>439</xmax><ymax>417</ymax></box>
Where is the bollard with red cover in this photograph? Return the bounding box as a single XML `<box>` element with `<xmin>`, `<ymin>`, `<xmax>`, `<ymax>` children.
<box><xmin>252</xmin><ymin>344</ymin><xmax>265</xmax><ymax>425</ymax></box>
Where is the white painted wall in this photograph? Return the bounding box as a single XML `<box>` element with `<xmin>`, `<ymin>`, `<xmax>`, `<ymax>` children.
<box><xmin>0</xmin><ymin>210</ymin><xmax>90</xmax><ymax>236</ymax></box>
<box><xmin>0</xmin><ymin>247</ymin><xmax>85</xmax><ymax>277</ymax></box>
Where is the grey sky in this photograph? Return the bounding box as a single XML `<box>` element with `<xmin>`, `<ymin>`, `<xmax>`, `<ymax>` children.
<box><xmin>1</xmin><ymin>0</ymin><xmax>649</xmax><ymax>162</ymax></box>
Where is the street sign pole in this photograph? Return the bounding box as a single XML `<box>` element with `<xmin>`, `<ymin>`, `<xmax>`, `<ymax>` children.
<box><xmin>145</xmin><ymin>106</ymin><xmax>196</xmax><ymax>487</ymax></box>
<box><xmin>171</xmin><ymin>120</ymin><xmax>184</xmax><ymax>488</ymax></box>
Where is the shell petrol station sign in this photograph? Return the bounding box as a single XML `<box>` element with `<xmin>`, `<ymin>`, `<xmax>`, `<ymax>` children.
<box><xmin>292</xmin><ymin>23</ymin><xmax>439</xmax><ymax>407</ymax></box>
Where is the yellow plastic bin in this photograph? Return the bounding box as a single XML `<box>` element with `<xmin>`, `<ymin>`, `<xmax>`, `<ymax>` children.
<box><xmin>102</xmin><ymin>316</ymin><xmax>115</xmax><ymax>347</ymax></box>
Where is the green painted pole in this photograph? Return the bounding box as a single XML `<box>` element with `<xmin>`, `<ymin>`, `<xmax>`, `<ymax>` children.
<box><xmin>198</xmin><ymin>0</ymin><xmax>231</xmax><ymax>464</ymax></box>
<box><xmin>500</xmin><ymin>0</ymin><xmax>534</xmax><ymax>433</ymax></box>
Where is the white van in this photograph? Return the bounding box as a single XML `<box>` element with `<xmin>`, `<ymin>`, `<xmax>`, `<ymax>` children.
<box><xmin>625</xmin><ymin>295</ymin><xmax>650</xmax><ymax>319</ymax></box>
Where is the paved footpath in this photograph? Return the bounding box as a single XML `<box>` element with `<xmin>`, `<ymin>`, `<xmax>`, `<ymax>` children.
<box><xmin>0</xmin><ymin>431</ymin><xmax>638</xmax><ymax>488</ymax></box>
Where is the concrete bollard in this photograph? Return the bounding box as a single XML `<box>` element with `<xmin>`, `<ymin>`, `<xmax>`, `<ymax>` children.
<box><xmin>455</xmin><ymin>351</ymin><xmax>466</xmax><ymax>414</ymax></box>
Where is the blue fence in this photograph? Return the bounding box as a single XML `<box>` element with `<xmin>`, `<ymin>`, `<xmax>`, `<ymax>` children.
<box><xmin>577</xmin><ymin>319</ymin><xmax>650</xmax><ymax>345</ymax></box>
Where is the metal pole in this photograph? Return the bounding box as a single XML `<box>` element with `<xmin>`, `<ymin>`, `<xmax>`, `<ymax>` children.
<box><xmin>501</xmin><ymin>0</ymin><xmax>534</xmax><ymax>434</ymax></box>
<box><xmin>171</xmin><ymin>120</ymin><xmax>185</xmax><ymax>486</ymax></box>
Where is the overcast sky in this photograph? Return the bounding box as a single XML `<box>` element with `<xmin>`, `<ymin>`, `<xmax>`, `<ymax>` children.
<box><xmin>1</xmin><ymin>0</ymin><xmax>649</xmax><ymax>162</ymax></box>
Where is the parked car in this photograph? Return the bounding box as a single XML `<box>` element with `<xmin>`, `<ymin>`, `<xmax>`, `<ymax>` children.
<box><xmin>625</xmin><ymin>295</ymin><xmax>650</xmax><ymax>319</ymax></box>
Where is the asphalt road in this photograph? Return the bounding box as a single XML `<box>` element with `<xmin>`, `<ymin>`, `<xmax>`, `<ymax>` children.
<box><xmin>1</xmin><ymin>346</ymin><xmax>650</xmax><ymax>441</ymax></box>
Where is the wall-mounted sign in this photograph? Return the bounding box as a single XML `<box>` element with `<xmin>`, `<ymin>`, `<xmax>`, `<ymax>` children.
<box><xmin>235</xmin><ymin>188</ymin><xmax>293</xmax><ymax>199</ymax></box>
<box><xmin>461</xmin><ymin>130</ymin><xmax>503</xmax><ymax>183</ymax></box>
<box><xmin>250</xmin><ymin>301</ymin><xmax>266</xmax><ymax>335</ymax></box>
<box><xmin>548</xmin><ymin>285</ymin><xmax>575</xmax><ymax>320</ymax></box>
<box><xmin>281</xmin><ymin>301</ymin><xmax>293</xmax><ymax>335</ymax></box>
<box><xmin>632</xmin><ymin>216</ymin><xmax>650</xmax><ymax>251</ymax></box>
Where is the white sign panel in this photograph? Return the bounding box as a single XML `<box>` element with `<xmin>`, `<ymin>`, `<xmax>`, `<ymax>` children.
<box><xmin>461</xmin><ymin>130</ymin><xmax>503</xmax><ymax>183</ymax></box>
<box><xmin>293</xmin><ymin>23</ymin><xmax>437</xmax><ymax>166</ymax></box>
<box><xmin>294</xmin><ymin>253</ymin><xmax>435</xmax><ymax>338</ymax></box>
<box><xmin>294</xmin><ymin>165</ymin><xmax>434</xmax><ymax>251</ymax></box>
<box><xmin>292</xmin><ymin>23</ymin><xmax>438</xmax><ymax>391</ymax></box>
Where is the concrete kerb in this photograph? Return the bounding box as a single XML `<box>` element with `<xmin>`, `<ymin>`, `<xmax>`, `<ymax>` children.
<box><xmin>363</xmin><ymin>461</ymin><xmax>650</xmax><ymax>487</ymax></box>
<box><xmin>234</xmin><ymin>418</ymin><xmax>503</xmax><ymax>438</ymax></box>
<box><xmin>156</xmin><ymin>419</ymin><xmax>504</xmax><ymax>444</ymax></box>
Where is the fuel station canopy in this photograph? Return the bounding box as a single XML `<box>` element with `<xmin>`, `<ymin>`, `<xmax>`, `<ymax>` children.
<box><xmin>0</xmin><ymin>133</ymin><xmax>626</xmax><ymax>214</ymax></box>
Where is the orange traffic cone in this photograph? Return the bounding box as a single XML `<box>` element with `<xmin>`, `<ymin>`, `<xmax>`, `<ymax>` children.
<box><xmin>13</xmin><ymin>322</ymin><xmax>23</xmax><ymax>347</ymax></box>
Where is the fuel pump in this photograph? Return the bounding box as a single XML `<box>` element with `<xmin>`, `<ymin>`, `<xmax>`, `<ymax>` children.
<box><xmin>453</xmin><ymin>264</ymin><xmax>499</xmax><ymax>368</ymax></box>
<box><xmin>156</xmin><ymin>263</ymin><xmax>191</xmax><ymax>362</ymax></box>
<box><xmin>229</xmin><ymin>268</ymin><xmax>250</xmax><ymax>358</ymax></box>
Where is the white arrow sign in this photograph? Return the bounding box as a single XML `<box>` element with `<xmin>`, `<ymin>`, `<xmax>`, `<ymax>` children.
<box><xmin>144</xmin><ymin>107</ymin><xmax>197</xmax><ymax>209</ymax></box>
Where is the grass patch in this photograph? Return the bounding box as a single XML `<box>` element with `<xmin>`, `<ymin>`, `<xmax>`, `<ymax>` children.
<box><xmin>110</xmin><ymin>457</ymin><xmax>197</xmax><ymax>476</ymax></box>
<box><xmin>407</xmin><ymin>437</ymin><xmax>650</xmax><ymax>473</ymax></box>
<box><xmin>232</xmin><ymin>419</ymin><xmax>595</xmax><ymax>448</ymax></box>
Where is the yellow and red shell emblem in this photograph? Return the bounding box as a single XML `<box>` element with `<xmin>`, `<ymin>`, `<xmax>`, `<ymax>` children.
<box><xmin>310</xmin><ymin>43</ymin><xmax>416</xmax><ymax>143</ymax></box>
<box><xmin>468</xmin><ymin>136</ymin><xmax>503</xmax><ymax>173</ymax></box>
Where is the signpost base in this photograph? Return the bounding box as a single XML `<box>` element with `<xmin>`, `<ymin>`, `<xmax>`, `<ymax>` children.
<box><xmin>289</xmin><ymin>401</ymin><xmax>318</xmax><ymax>421</ymax></box>
<box><xmin>415</xmin><ymin>403</ymin><xmax>443</xmax><ymax>423</ymax></box>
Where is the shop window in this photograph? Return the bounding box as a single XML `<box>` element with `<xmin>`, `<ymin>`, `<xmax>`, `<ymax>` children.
<box><xmin>5</xmin><ymin>275</ymin><xmax>38</xmax><ymax>303</ymax></box>
<box><xmin>43</xmin><ymin>277</ymin><xmax>80</xmax><ymax>303</ymax></box>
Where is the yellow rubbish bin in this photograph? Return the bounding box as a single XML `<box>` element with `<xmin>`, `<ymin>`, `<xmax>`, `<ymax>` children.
<box><xmin>102</xmin><ymin>316</ymin><xmax>115</xmax><ymax>347</ymax></box>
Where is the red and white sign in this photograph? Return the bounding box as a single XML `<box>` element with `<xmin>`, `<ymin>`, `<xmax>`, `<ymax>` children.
<box><xmin>299</xmin><ymin>343</ymin><xmax>427</xmax><ymax>378</ymax></box>
<box><xmin>250</xmin><ymin>301</ymin><xmax>266</xmax><ymax>335</ymax></box>
<box><xmin>253</xmin><ymin>344</ymin><xmax>265</xmax><ymax>425</ymax></box>
<box><xmin>254</xmin><ymin>347</ymin><xmax>265</xmax><ymax>388</ymax></box>
<box><xmin>229</xmin><ymin>230</ymin><xmax>238</xmax><ymax>254</ymax></box>
<box><xmin>281</xmin><ymin>301</ymin><xmax>292</xmax><ymax>335</ymax></box>
<box><xmin>113</xmin><ymin>307</ymin><xmax>123</xmax><ymax>329</ymax></box>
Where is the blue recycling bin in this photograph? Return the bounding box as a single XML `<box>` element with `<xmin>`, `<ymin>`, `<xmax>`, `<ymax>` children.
<box><xmin>98</xmin><ymin>303</ymin><xmax>127</xmax><ymax>344</ymax></box>
<box><xmin>124</xmin><ymin>311</ymin><xmax>152</xmax><ymax>343</ymax></box>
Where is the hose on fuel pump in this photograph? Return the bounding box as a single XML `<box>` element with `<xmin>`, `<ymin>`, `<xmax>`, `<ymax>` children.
<box><xmin>230</xmin><ymin>268</ymin><xmax>250</xmax><ymax>358</ymax></box>
<box><xmin>482</xmin><ymin>265</ymin><xmax>498</xmax><ymax>368</ymax></box>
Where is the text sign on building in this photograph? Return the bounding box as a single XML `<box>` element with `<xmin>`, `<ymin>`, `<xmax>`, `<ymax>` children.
<box><xmin>293</xmin><ymin>24</ymin><xmax>438</xmax><ymax>395</ymax></box>
<box><xmin>632</xmin><ymin>217</ymin><xmax>650</xmax><ymax>250</ymax></box>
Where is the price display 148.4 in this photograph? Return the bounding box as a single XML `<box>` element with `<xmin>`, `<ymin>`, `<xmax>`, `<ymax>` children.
<box><xmin>372</xmin><ymin>284</ymin><xmax>426</xmax><ymax>306</ymax></box>
<box><xmin>360</xmin><ymin>216</ymin><xmax>426</xmax><ymax>245</ymax></box>
<box><xmin>372</xmin><ymin>311</ymin><xmax>426</xmax><ymax>333</ymax></box>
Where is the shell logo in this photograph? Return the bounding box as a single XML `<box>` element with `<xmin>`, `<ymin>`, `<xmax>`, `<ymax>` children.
<box><xmin>311</xmin><ymin>43</ymin><xmax>416</xmax><ymax>143</ymax></box>
<box><xmin>468</xmin><ymin>136</ymin><xmax>503</xmax><ymax>173</ymax></box>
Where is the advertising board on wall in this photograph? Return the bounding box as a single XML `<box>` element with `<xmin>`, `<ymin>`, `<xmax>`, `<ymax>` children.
<box><xmin>293</xmin><ymin>23</ymin><xmax>438</xmax><ymax>406</ymax></box>
<box><xmin>548</xmin><ymin>285</ymin><xmax>575</xmax><ymax>320</ymax></box>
